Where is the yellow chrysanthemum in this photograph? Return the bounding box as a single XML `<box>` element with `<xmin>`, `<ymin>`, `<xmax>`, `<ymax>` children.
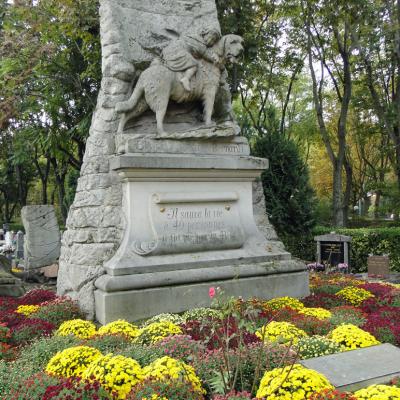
<box><xmin>336</xmin><ymin>286</ymin><xmax>374</xmax><ymax>306</ymax></box>
<box><xmin>143</xmin><ymin>356</ymin><xmax>205</xmax><ymax>395</ymax></box>
<box><xmin>98</xmin><ymin>319</ymin><xmax>140</xmax><ymax>340</ymax></box>
<box><xmin>256</xmin><ymin>364</ymin><xmax>333</xmax><ymax>399</ymax></box>
<box><xmin>83</xmin><ymin>354</ymin><xmax>143</xmax><ymax>399</ymax></box>
<box><xmin>256</xmin><ymin>321</ymin><xmax>308</xmax><ymax>345</ymax></box>
<box><xmin>46</xmin><ymin>346</ymin><xmax>102</xmax><ymax>378</ymax></box>
<box><xmin>354</xmin><ymin>384</ymin><xmax>400</xmax><ymax>399</ymax></box>
<box><xmin>264</xmin><ymin>296</ymin><xmax>305</xmax><ymax>311</ymax></box>
<box><xmin>15</xmin><ymin>304</ymin><xmax>40</xmax><ymax>316</ymax></box>
<box><xmin>135</xmin><ymin>321</ymin><xmax>183</xmax><ymax>345</ymax></box>
<box><xmin>56</xmin><ymin>319</ymin><xmax>97</xmax><ymax>339</ymax></box>
<box><xmin>299</xmin><ymin>307</ymin><xmax>332</xmax><ymax>320</ymax></box>
<box><xmin>328</xmin><ymin>324</ymin><xmax>380</xmax><ymax>350</ymax></box>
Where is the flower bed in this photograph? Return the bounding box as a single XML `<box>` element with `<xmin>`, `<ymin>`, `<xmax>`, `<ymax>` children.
<box><xmin>0</xmin><ymin>277</ymin><xmax>399</xmax><ymax>399</ymax></box>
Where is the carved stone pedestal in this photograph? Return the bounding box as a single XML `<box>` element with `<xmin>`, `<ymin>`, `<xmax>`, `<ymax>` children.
<box><xmin>94</xmin><ymin>151</ymin><xmax>309</xmax><ymax>324</ymax></box>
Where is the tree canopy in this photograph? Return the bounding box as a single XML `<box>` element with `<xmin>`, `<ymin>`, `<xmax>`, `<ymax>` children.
<box><xmin>1</xmin><ymin>0</ymin><xmax>399</xmax><ymax>228</ymax></box>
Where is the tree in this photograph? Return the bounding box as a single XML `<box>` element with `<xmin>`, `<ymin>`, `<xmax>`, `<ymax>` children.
<box><xmin>300</xmin><ymin>0</ymin><xmax>360</xmax><ymax>226</ymax></box>
<box><xmin>252</xmin><ymin>131</ymin><xmax>316</xmax><ymax>236</ymax></box>
<box><xmin>0</xmin><ymin>0</ymin><xmax>100</xmax><ymax>222</ymax></box>
<box><xmin>352</xmin><ymin>0</ymin><xmax>400</xmax><ymax>205</ymax></box>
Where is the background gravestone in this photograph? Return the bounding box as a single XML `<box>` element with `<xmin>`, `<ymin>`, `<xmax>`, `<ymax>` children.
<box><xmin>16</xmin><ymin>231</ymin><xmax>24</xmax><ymax>259</ymax></box>
<box><xmin>368</xmin><ymin>255</ymin><xmax>390</xmax><ymax>276</ymax></box>
<box><xmin>315</xmin><ymin>233</ymin><xmax>351</xmax><ymax>268</ymax></box>
<box><xmin>0</xmin><ymin>254</ymin><xmax>24</xmax><ymax>297</ymax></box>
<box><xmin>21</xmin><ymin>205</ymin><xmax>61</xmax><ymax>270</ymax></box>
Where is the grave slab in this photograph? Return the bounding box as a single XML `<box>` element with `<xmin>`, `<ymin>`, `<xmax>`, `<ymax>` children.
<box><xmin>301</xmin><ymin>343</ymin><xmax>400</xmax><ymax>392</ymax></box>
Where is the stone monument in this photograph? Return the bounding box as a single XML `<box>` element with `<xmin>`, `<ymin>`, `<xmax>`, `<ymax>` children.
<box><xmin>21</xmin><ymin>205</ymin><xmax>61</xmax><ymax>270</ymax></box>
<box><xmin>57</xmin><ymin>0</ymin><xmax>309</xmax><ymax>323</ymax></box>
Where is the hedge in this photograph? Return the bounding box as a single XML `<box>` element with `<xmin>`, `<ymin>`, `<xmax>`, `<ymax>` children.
<box><xmin>282</xmin><ymin>226</ymin><xmax>400</xmax><ymax>273</ymax></box>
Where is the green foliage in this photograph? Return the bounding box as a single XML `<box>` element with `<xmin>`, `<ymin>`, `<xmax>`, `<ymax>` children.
<box><xmin>252</xmin><ymin>132</ymin><xmax>316</xmax><ymax>237</ymax></box>
<box><xmin>296</xmin><ymin>336</ymin><xmax>342</xmax><ymax>360</ymax></box>
<box><xmin>0</xmin><ymin>0</ymin><xmax>100</xmax><ymax>221</ymax></box>
<box><xmin>117</xmin><ymin>343</ymin><xmax>165</xmax><ymax>367</ymax></box>
<box><xmin>82</xmin><ymin>333</ymin><xmax>131</xmax><ymax>354</ymax></box>
<box><xmin>127</xmin><ymin>379</ymin><xmax>204</xmax><ymax>400</ymax></box>
<box><xmin>0</xmin><ymin>335</ymin><xmax>79</xmax><ymax>395</ymax></box>
<box><xmin>32</xmin><ymin>299</ymin><xmax>85</xmax><ymax>327</ymax></box>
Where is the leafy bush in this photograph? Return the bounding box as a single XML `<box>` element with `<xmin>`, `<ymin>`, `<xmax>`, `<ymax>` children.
<box><xmin>32</xmin><ymin>298</ymin><xmax>85</xmax><ymax>326</ymax></box>
<box><xmin>41</xmin><ymin>376</ymin><xmax>113</xmax><ymax>400</ymax></box>
<box><xmin>4</xmin><ymin>373</ymin><xmax>113</xmax><ymax>400</ymax></box>
<box><xmin>4</xmin><ymin>372</ymin><xmax>60</xmax><ymax>400</ymax></box>
<box><xmin>2</xmin><ymin>334</ymin><xmax>80</xmax><ymax>394</ymax></box>
<box><xmin>83</xmin><ymin>333</ymin><xmax>132</xmax><ymax>354</ymax></box>
<box><xmin>303</xmin><ymin>293</ymin><xmax>347</xmax><ymax>309</ymax></box>
<box><xmin>192</xmin><ymin>343</ymin><xmax>296</xmax><ymax>396</ymax></box>
<box><xmin>154</xmin><ymin>334</ymin><xmax>205</xmax><ymax>363</ymax></box>
<box><xmin>118</xmin><ymin>343</ymin><xmax>165</xmax><ymax>366</ymax></box>
<box><xmin>18</xmin><ymin>289</ymin><xmax>57</xmax><ymax>305</ymax></box>
<box><xmin>330</xmin><ymin>306</ymin><xmax>367</xmax><ymax>327</ymax></box>
<box><xmin>252</xmin><ymin>132</ymin><xmax>316</xmax><ymax>237</ymax></box>
<box><xmin>11</xmin><ymin>318</ymin><xmax>55</xmax><ymax>344</ymax></box>
<box><xmin>127</xmin><ymin>379</ymin><xmax>204</xmax><ymax>400</ymax></box>
<box><xmin>296</xmin><ymin>336</ymin><xmax>343</xmax><ymax>359</ymax></box>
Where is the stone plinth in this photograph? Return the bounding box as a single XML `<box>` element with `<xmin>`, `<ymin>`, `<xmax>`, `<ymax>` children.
<box><xmin>94</xmin><ymin>152</ymin><xmax>309</xmax><ymax>323</ymax></box>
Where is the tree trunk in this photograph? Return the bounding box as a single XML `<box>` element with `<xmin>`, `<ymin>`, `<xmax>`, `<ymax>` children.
<box><xmin>332</xmin><ymin>161</ymin><xmax>344</xmax><ymax>226</ymax></box>
<box><xmin>343</xmin><ymin>156</ymin><xmax>353</xmax><ymax>225</ymax></box>
<box><xmin>50</xmin><ymin>158</ymin><xmax>68</xmax><ymax>223</ymax></box>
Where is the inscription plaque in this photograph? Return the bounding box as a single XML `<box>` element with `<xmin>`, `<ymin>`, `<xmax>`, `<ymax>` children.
<box><xmin>320</xmin><ymin>241</ymin><xmax>345</xmax><ymax>266</ymax></box>
<box><xmin>133</xmin><ymin>192</ymin><xmax>245</xmax><ymax>256</ymax></box>
<box><xmin>127</xmin><ymin>137</ymin><xmax>250</xmax><ymax>156</ymax></box>
<box><xmin>368</xmin><ymin>255</ymin><xmax>390</xmax><ymax>276</ymax></box>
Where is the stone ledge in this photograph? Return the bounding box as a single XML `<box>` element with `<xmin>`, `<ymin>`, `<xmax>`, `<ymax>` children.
<box><xmin>95</xmin><ymin>270</ymin><xmax>309</xmax><ymax>324</ymax></box>
<box><xmin>110</xmin><ymin>153</ymin><xmax>269</xmax><ymax>172</ymax></box>
<box><xmin>96</xmin><ymin>259</ymin><xmax>306</xmax><ymax>292</ymax></box>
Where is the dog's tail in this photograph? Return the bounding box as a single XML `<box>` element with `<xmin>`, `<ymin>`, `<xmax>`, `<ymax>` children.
<box><xmin>115</xmin><ymin>80</ymin><xmax>144</xmax><ymax>114</ymax></box>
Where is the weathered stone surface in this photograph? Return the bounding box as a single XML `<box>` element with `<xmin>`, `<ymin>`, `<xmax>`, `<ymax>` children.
<box><xmin>22</xmin><ymin>205</ymin><xmax>61</xmax><ymax>270</ymax></box>
<box><xmin>301</xmin><ymin>344</ymin><xmax>400</xmax><ymax>391</ymax></box>
<box><xmin>95</xmin><ymin>270</ymin><xmax>309</xmax><ymax>324</ymax></box>
<box><xmin>58</xmin><ymin>0</ymin><xmax>305</xmax><ymax>321</ymax></box>
<box><xmin>40</xmin><ymin>263</ymin><xmax>59</xmax><ymax>278</ymax></box>
<box><xmin>16</xmin><ymin>231</ymin><xmax>24</xmax><ymax>259</ymax></box>
<box><xmin>0</xmin><ymin>257</ymin><xmax>25</xmax><ymax>296</ymax></box>
<box><xmin>0</xmin><ymin>255</ymin><xmax>11</xmax><ymax>273</ymax></box>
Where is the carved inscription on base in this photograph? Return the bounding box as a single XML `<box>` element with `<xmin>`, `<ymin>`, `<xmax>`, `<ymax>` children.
<box><xmin>133</xmin><ymin>192</ymin><xmax>245</xmax><ymax>255</ymax></box>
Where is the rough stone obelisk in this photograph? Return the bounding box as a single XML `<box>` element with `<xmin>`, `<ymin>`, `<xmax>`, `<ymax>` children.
<box><xmin>57</xmin><ymin>0</ymin><xmax>309</xmax><ymax>323</ymax></box>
